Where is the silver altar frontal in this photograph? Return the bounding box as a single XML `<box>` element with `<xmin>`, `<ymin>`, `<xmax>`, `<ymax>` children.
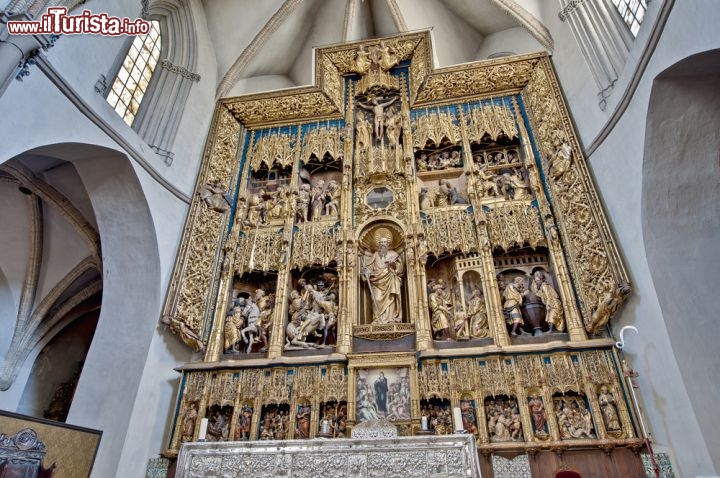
<box><xmin>176</xmin><ymin>434</ymin><xmax>482</xmax><ymax>478</ymax></box>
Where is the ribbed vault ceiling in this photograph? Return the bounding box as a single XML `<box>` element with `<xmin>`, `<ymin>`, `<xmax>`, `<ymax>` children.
<box><xmin>202</xmin><ymin>0</ymin><xmax>552</xmax><ymax>98</ymax></box>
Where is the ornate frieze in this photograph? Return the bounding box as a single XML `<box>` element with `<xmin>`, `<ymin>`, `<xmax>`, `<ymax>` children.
<box><xmin>414</xmin><ymin>56</ymin><xmax>541</xmax><ymax>106</ymax></box>
<box><xmin>175</xmin><ymin>435</ymin><xmax>482</xmax><ymax>478</ymax></box>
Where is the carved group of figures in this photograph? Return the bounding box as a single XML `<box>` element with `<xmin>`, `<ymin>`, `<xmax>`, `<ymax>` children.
<box><xmin>416</xmin><ymin>150</ymin><xmax>462</xmax><ymax>172</ymax></box>
<box><xmin>241</xmin><ymin>179</ymin><xmax>341</xmax><ymax>227</ymax></box>
<box><xmin>258</xmin><ymin>406</ymin><xmax>291</xmax><ymax>440</ymax></box>
<box><xmin>205</xmin><ymin>405</ymin><xmax>233</xmax><ymax>441</ymax></box>
<box><xmin>224</xmin><ymin>289</ymin><xmax>275</xmax><ymax>354</ymax></box>
<box><xmin>294</xmin><ymin>179</ymin><xmax>341</xmax><ymax>223</ymax></box>
<box><xmin>285</xmin><ymin>274</ymin><xmax>338</xmax><ymax>349</ymax></box>
<box><xmin>419</xmin><ymin>180</ymin><xmax>468</xmax><ymax>210</ymax></box>
<box><xmin>500</xmin><ymin>270</ymin><xmax>564</xmax><ymax>337</ymax></box>
<box><xmin>426</xmin><ymin>279</ymin><xmax>490</xmax><ymax>341</ymax></box>
<box><xmin>243</xmin><ymin>187</ymin><xmax>293</xmax><ymax>227</ymax></box>
<box><xmin>420</xmin><ymin>402</ymin><xmax>453</xmax><ymax>435</ymax></box>
<box><xmin>318</xmin><ymin>402</ymin><xmax>347</xmax><ymax>438</ymax></box>
<box><xmin>472</xmin><ymin>149</ymin><xmax>521</xmax><ymax>168</ymax></box>
<box><xmin>554</xmin><ymin>395</ymin><xmax>596</xmax><ymax>440</ymax></box>
<box><xmin>471</xmin><ymin>166</ymin><xmax>532</xmax><ymax>201</ymax></box>
<box><xmin>485</xmin><ymin>396</ymin><xmax>524</xmax><ymax>442</ymax></box>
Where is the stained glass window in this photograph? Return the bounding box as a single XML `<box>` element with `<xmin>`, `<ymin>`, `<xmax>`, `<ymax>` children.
<box><xmin>611</xmin><ymin>0</ymin><xmax>647</xmax><ymax>37</ymax></box>
<box><xmin>106</xmin><ymin>21</ymin><xmax>162</xmax><ymax>126</ymax></box>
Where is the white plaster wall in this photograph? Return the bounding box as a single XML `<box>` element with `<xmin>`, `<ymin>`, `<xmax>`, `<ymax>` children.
<box><xmin>202</xmin><ymin>0</ymin><xmax>285</xmax><ymax>82</ymax></box>
<box><xmin>116</xmin><ymin>328</ymin><xmax>195</xmax><ymax>478</ymax></box>
<box><xmin>64</xmin><ymin>151</ymin><xmax>163</xmax><ymax>478</ymax></box>
<box><xmin>0</xmin><ymin>55</ymin><xmax>190</xmax><ymax>478</ymax></box>
<box><xmin>474</xmin><ymin>27</ymin><xmax>545</xmax><ymax>59</ymax></box>
<box><xmin>41</xmin><ymin>163</ymin><xmax>98</xmax><ymax>231</ymax></box>
<box><xmin>288</xmin><ymin>0</ymin><xmax>345</xmax><ymax>86</ymax></box>
<box><xmin>225</xmin><ymin>74</ymin><xmax>298</xmax><ymax>98</ymax></box>
<box><xmin>642</xmin><ymin>72</ymin><xmax>720</xmax><ymax>472</ymax></box>
<box><xmin>395</xmin><ymin>0</ymin><xmax>483</xmax><ymax>67</ymax></box>
<box><xmin>539</xmin><ymin>0</ymin><xmax>607</xmax><ymax>147</ymax></box>
<box><xmin>167</xmin><ymin>0</ymin><xmax>219</xmax><ymax>193</ymax></box>
<box><xmin>565</xmin><ymin>2</ymin><xmax>720</xmax><ymax>475</ymax></box>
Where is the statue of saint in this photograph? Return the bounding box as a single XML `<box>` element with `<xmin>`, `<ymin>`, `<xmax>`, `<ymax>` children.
<box><xmin>598</xmin><ymin>386</ymin><xmax>622</xmax><ymax>432</ymax></box>
<box><xmin>503</xmin><ymin>276</ymin><xmax>527</xmax><ymax>336</ymax></box>
<box><xmin>531</xmin><ymin>271</ymin><xmax>565</xmax><ymax>333</ymax></box>
<box><xmin>223</xmin><ymin>304</ymin><xmax>245</xmax><ymax>352</ymax></box>
<box><xmin>467</xmin><ymin>288</ymin><xmax>490</xmax><ymax>338</ymax></box>
<box><xmin>528</xmin><ymin>395</ymin><xmax>548</xmax><ymax>438</ymax></box>
<box><xmin>361</xmin><ymin>228</ymin><xmax>404</xmax><ymax>324</ymax></box>
<box><xmin>428</xmin><ymin>279</ymin><xmax>453</xmax><ymax>340</ymax></box>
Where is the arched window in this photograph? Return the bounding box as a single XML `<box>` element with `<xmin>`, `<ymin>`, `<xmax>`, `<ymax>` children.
<box><xmin>610</xmin><ymin>0</ymin><xmax>647</xmax><ymax>37</ymax></box>
<box><xmin>101</xmin><ymin>1</ymin><xmax>200</xmax><ymax>165</ymax></box>
<box><xmin>106</xmin><ymin>20</ymin><xmax>162</xmax><ymax>126</ymax></box>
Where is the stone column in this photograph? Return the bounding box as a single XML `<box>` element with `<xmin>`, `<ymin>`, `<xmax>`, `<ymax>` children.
<box><xmin>0</xmin><ymin>14</ymin><xmax>52</xmax><ymax>96</ymax></box>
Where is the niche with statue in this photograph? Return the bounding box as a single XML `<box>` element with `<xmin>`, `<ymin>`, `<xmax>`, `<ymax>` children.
<box><xmin>284</xmin><ymin>268</ymin><xmax>339</xmax><ymax>353</ymax></box>
<box><xmin>495</xmin><ymin>249</ymin><xmax>567</xmax><ymax>339</ymax></box>
<box><xmin>424</xmin><ymin>254</ymin><xmax>492</xmax><ymax>346</ymax></box>
<box><xmin>296</xmin><ymin>139</ymin><xmax>343</xmax><ymax>224</ymax></box>
<box><xmin>223</xmin><ymin>272</ymin><xmax>277</xmax><ymax>355</ymax></box>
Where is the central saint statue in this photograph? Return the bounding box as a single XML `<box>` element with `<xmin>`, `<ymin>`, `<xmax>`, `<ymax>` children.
<box><xmin>361</xmin><ymin>227</ymin><xmax>404</xmax><ymax>324</ymax></box>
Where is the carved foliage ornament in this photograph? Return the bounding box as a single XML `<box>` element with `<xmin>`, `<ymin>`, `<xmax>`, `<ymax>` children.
<box><xmin>235</xmin><ymin>227</ymin><xmax>285</xmax><ymax>274</ymax></box>
<box><xmin>421</xmin><ymin>207</ymin><xmax>477</xmax><ymax>257</ymax></box>
<box><xmin>415</xmin><ymin>58</ymin><xmax>540</xmax><ymax>105</ymax></box>
<box><xmin>290</xmin><ymin>222</ymin><xmax>338</xmax><ymax>270</ymax></box>
<box><xmin>485</xmin><ymin>202</ymin><xmax>545</xmax><ymax>251</ymax></box>
<box><xmin>302</xmin><ymin>125</ymin><xmax>344</xmax><ymax>162</ymax></box>
<box><xmin>248</xmin><ymin>131</ymin><xmax>296</xmax><ymax>171</ymax></box>
<box><xmin>161</xmin><ymin>107</ymin><xmax>240</xmax><ymax>351</ymax></box>
<box><xmin>523</xmin><ymin>60</ymin><xmax>630</xmax><ymax>328</ymax></box>
<box><xmin>411</xmin><ymin>109</ymin><xmax>461</xmax><ymax>148</ymax></box>
<box><xmin>465</xmin><ymin>102</ymin><xmax>518</xmax><ymax>143</ymax></box>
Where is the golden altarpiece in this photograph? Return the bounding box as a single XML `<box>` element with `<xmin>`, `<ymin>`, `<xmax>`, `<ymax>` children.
<box><xmin>160</xmin><ymin>32</ymin><xmax>644</xmax><ymax>474</ymax></box>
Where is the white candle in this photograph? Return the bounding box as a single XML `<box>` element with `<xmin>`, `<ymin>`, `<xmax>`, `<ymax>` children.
<box><xmin>321</xmin><ymin>419</ymin><xmax>330</xmax><ymax>434</ymax></box>
<box><xmin>453</xmin><ymin>407</ymin><xmax>464</xmax><ymax>433</ymax></box>
<box><xmin>421</xmin><ymin>416</ymin><xmax>428</xmax><ymax>431</ymax></box>
<box><xmin>198</xmin><ymin>418</ymin><xmax>209</xmax><ymax>440</ymax></box>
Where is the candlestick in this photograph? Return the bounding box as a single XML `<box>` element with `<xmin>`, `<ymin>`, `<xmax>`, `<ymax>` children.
<box><xmin>453</xmin><ymin>407</ymin><xmax>464</xmax><ymax>433</ymax></box>
<box><xmin>198</xmin><ymin>418</ymin><xmax>208</xmax><ymax>441</ymax></box>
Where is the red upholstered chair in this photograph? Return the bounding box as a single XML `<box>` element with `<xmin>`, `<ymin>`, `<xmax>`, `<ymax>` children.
<box><xmin>37</xmin><ymin>463</ymin><xmax>56</xmax><ymax>478</ymax></box>
<box><xmin>555</xmin><ymin>470</ymin><xmax>582</xmax><ymax>478</ymax></box>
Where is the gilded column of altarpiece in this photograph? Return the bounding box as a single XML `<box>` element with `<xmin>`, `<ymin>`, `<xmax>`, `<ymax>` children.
<box><xmin>162</xmin><ymin>32</ymin><xmax>640</xmax><ymax>458</ymax></box>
